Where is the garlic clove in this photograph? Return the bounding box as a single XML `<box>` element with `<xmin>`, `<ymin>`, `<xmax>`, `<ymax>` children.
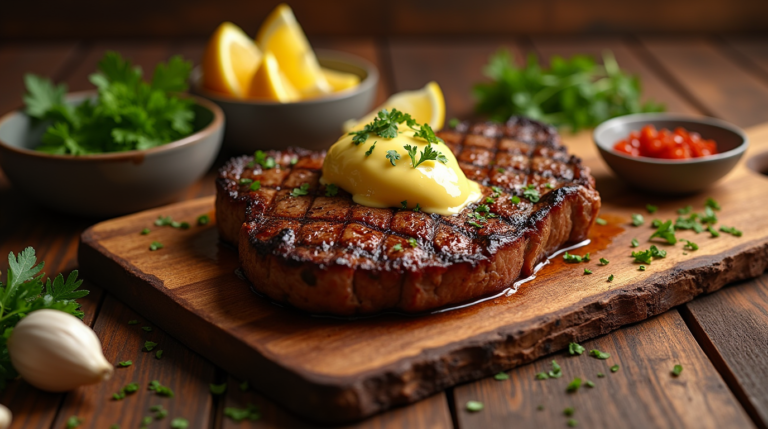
<box><xmin>7</xmin><ymin>309</ymin><xmax>113</xmax><ymax>392</ymax></box>
<box><xmin>0</xmin><ymin>404</ymin><xmax>10</xmax><ymax>429</ymax></box>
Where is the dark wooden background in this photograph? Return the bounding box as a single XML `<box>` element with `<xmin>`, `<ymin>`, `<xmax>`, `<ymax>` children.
<box><xmin>2</xmin><ymin>0</ymin><xmax>768</xmax><ymax>40</ymax></box>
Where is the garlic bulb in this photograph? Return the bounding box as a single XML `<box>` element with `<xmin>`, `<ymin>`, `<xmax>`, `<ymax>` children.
<box><xmin>0</xmin><ymin>404</ymin><xmax>10</xmax><ymax>429</ymax></box>
<box><xmin>7</xmin><ymin>309</ymin><xmax>113</xmax><ymax>392</ymax></box>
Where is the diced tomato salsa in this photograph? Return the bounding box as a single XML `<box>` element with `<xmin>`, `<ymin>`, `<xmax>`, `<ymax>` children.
<box><xmin>613</xmin><ymin>125</ymin><xmax>718</xmax><ymax>159</ymax></box>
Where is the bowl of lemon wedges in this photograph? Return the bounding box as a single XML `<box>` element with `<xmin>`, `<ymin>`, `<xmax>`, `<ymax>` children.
<box><xmin>192</xmin><ymin>4</ymin><xmax>379</xmax><ymax>152</ymax></box>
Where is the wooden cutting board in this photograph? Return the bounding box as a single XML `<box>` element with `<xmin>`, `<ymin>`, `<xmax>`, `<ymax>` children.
<box><xmin>79</xmin><ymin>123</ymin><xmax>768</xmax><ymax>424</ymax></box>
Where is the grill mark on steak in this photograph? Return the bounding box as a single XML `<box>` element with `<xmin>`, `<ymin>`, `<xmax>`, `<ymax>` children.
<box><xmin>217</xmin><ymin>116</ymin><xmax>601</xmax><ymax>314</ymax></box>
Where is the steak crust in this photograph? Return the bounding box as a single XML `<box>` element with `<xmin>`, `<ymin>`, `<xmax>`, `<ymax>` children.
<box><xmin>216</xmin><ymin>117</ymin><xmax>601</xmax><ymax>315</ymax></box>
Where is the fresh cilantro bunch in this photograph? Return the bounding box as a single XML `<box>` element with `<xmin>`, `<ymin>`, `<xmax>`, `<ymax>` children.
<box><xmin>0</xmin><ymin>248</ymin><xmax>89</xmax><ymax>388</ymax></box>
<box><xmin>24</xmin><ymin>51</ymin><xmax>195</xmax><ymax>155</ymax></box>
<box><xmin>473</xmin><ymin>49</ymin><xmax>665</xmax><ymax>131</ymax></box>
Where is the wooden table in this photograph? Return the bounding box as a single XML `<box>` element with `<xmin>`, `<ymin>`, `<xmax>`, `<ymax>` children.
<box><xmin>1</xmin><ymin>36</ymin><xmax>768</xmax><ymax>428</ymax></box>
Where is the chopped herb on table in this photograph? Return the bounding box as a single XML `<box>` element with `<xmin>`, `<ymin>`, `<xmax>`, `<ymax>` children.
<box><xmin>650</xmin><ymin>245</ymin><xmax>667</xmax><ymax>258</ymax></box>
<box><xmin>589</xmin><ymin>349</ymin><xmax>610</xmax><ymax>359</ymax></box>
<box><xmin>144</xmin><ymin>341</ymin><xmax>158</xmax><ymax>351</ymax></box>
<box><xmin>652</xmin><ymin>219</ymin><xmax>663</xmax><ymax>228</ymax></box>
<box><xmin>611</xmin><ymin>364</ymin><xmax>620</xmax><ymax>372</ymax></box>
<box><xmin>563</xmin><ymin>407</ymin><xmax>575</xmax><ymax>416</ymax></box>
<box><xmin>473</xmin><ymin>49</ymin><xmax>664</xmax><ymax>132</ymax></box>
<box><xmin>677</xmin><ymin>205</ymin><xmax>692</xmax><ymax>215</ymax></box>
<box><xmin>155</xmin><ymin>350</ymin><xmax>164</xmax><ymax>359</ymax></box>
<box><xmin>631</xmin><ymin>213</ymin><xmax>644</xmax><ymax>226</ymax></box>
<box><xmin>141</xmin><ymin>228</ymin><xmax>150</xmax><ymax>235</ymax></box>
<box><xmin>563</xmin><ymin>252</ymin><xmax>584</xmax><ymax>263</ymax></box>
<box><xmin>631</xmin><ymin>238</ymin><xmax>639</xmax><ymax>247</ymax></box>
<box><xmin>148</xmin><ymin>380</ymin><xmax>174</xmax><ymax>397</ymax></box>
<box><xmin>150</xmin><ymin>404</ymin><xmax>168</xmax><ymax>419</ymax></box>
<box><xmin>197</xmin><ymin>214</ymin><xmax>210</xmax><ymax>225</ymax></box>
<box><xmin>600</xmin><ymin>258</ymin><xmax>609</xmax><ymax>265</ymax></box>
<box><xmin>141</xmin><ymin>416</ymin><xmax>153</xmax><ymax>427</ymax></box>
<box><xmin>585</xmin><ymin>380</ymin><xmax>595</xmax><ymax>388</ymax></box>
<box><xmin>224</xmin><ymin>404</ymin><xmax>261</xmax><ymax>422</ymax></box>
<box><xmin>632</xmin><ymin>249</ymin><xmax>653</xmax><ymax>264</ymax></box>
<box><xmin>569</xmin><ymin>342</ymin><xmax>585</xmax><ymax>355</ymax></box>
<box><xmin>537</xmin><ymin>405</ymin><xmax>544</xmax><ymax>411</ymax></box>
<box><xmin>608</xmin><ymin>274</ymin><xmax>615</xmax><ymax>282</ymax></box>
<box><xmin>117</xmin><ymin>360</ymin><xmax>132</xmax><ymax>367</ymax></box>
<box><xmin>142</xmin><ymin>326</ymin><xmax>152</xmax><ymax>332</ymax></box>
<box><xmin>112</xmin><ymin>382</ymin><xmax>139</xmax><ymax>400</ymax></box>
<box><xmin>149</xmin><ymin>242</ymin><xmax>163</xmax><ymax>251</ymax></box>
<box><xmin>597</xmin><ymin>372</ymin><xmax>605</xmax><ymax>378</ymax></box>
<box><xmin>466</xmin><ymin>401</ymin><xmax>484</xmax><ymax>412</ymax></box>
<box><xmin>646</xmin><ymin>204</ymin><xmax>658</xmax><ymax>214</ymax></box>
<box><xmin>568</xmin><ymin>418</ymin><xmax>578</xmax><ymax>427</ymax></box>
<box><xmin>536</xmin><ymin>372</ymin><xmax>549</xmax><ymax>380</ymax></box>
<box><xmin>584</xmin><ymin>268</ymin><xmax>592</xmax><ymax>275</ymax></box>
<box><xmin>549</xmin><ymin>360</ymin><xmax>563</xmax><ymax>378</ymax></box>
<box><xmin>210</xmin><ymin>383</ymin><xmax>227</xmax><ymax>395</ymax></box>
<box><xmin>672</xmin><ymin>364</ymin><xmax>683</xmax><ymax>377</ymax></box>
<box><xmin>494</xmin><ymin>372</ymin><xmax>510</xmax><ymax>381</ymax></box>
<box><xmin>170</xmin><ymin>418</ymin><xmax>189</xmax><ymax>429</ymax></box>
<box><xmin>155</xmin><ymin>215</ymin><xmax>173</xmax><ymax>226</ymax></box>
<box><xmin>639</xmin><ymin>265</ymin><xmax>646</xmax><ymax>271</ymax></box>
<box><xmin>595</xmin><ymin>217</ymin><xmax>607</xmax><ymax>225</ymax></box>
<box><xmin>708</xmin><ymin>225</ymin><xmax>720</xmax><ymax>237</ymax></box>
<box><xmin>67</xmin><ymin>416</ymin><xmax>83</xmax><ymax>428</ymax></box>
<box><xmin>566</xmin><ymin>377</ymin><xmax>582</xmax><ymax>392</ymax></box>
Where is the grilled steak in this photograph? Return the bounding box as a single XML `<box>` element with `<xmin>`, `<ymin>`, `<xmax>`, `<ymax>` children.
<box><xmin>216</xmin><ymin>117</ymin><xmax>601</xmax><ymax>315</ymax></box>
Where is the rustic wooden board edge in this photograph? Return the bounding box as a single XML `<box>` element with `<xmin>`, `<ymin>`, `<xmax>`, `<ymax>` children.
<box><xmin>79</xmin><ymin>210</ymin><xmax>768</xmax><ymax>424</ymax></box>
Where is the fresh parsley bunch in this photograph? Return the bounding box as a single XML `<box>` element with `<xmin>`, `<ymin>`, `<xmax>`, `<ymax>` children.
<box><xmin>473</xmin><ymin>49</ymin><xmax>665</xmax><ymax>131</ymax></box>
<box><xmin>24</xmin><ymin>51</ymin><xmax>195</xmax><ymax>155</ymax></box>
<box><xmin>0</xmin><ymin>248</ymin><xmax>89</xmax><ymax>388</ymax></box>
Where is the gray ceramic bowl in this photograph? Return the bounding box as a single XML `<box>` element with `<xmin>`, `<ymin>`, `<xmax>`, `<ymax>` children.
<box><xmin>190</xmin><ymin>49</ymin><xmax>378</xmax><ymax>154</ymax></box>
<box><xmin>593</xmin><ymin>113</ymin><xmax>748</xmax><ymax>194</ymax></box>
<box><xmin>0</xmin><ymin>92</ymin><xmax>224</xmax><ymax>217</ymax></box>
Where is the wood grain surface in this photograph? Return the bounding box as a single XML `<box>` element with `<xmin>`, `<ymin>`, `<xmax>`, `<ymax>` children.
<box><xmin>78</xmin><ymin>122</ymin><xmax>768</xmax><ymax>422</ymax></box>
<box><xmin>453</xmin><ymin>310</ymin><xmax>753</xmax><ymax>429</ymax></box>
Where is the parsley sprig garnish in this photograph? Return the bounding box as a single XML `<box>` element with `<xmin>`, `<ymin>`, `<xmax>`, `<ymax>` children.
<box><xmin>522</xmin><ymin>184</ymin><xmax>540</xmax><ymax>203</ymax></box>
<box><xmin>0</xmin><ymin>246</ymin><xmax>92</xmax><ymax>391</ymax></box>
<box><xmin>404</xmin><ymin>144</ymin><xmax>448</xmax><ymax>168</ymax></box>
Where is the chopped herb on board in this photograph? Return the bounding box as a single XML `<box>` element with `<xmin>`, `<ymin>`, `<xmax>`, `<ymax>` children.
<box><xmin>224</xmin><ymin>404</ymin><xmax>261</xmax><ymax>422</ymax></box>
<box><xmin>585</xmin><ymin>380</ymin><xmax>595</xmax><ymax>388</ymax></box>
<box><xmin>583</xmin><ymin>268</ymin><xmax>593</xmax><ymax>275</ymax></box>
<box><xmin>683</xmin><ymin>240</ymin><xmax>699</xmax><ymax>251</ymax></box>
<box><xmin>568</xmin><ymin>418</ymin><xmax>578</xmax><ymax>427</ymax></box>
<box><xmin>595</xmin><ymin>217</ymin><xmax>607</xmax><ymax>225</ymax></box>
<box><xmin>631</xmin><ymin>213</ymin><xmax>644</xmax><ymax>226</ymax></box>
<box><xmin>705</xmin><ymin>197</ymin><xmax>721</xmax><ymax>210</ymax></box>
<box><xmin>608</xmin><ymin>274</ymin><xmax>614</xmax><ymax>282</ymax></box>
<box><xmin>549</xmin><ymin>360</ymin><xmax>563</xmax><ymax>378</ymax></box>
<box><xmin>720</xmin><ymin>226</ymin><xmax>743</xmax><ymax>237</ymax></box>
<box><xmin>597</xmin><ymin>372</ymin><xmax>605</xmax><ymax>378</ymax></box>
<box><xmin>708</xmin><ymin>225</ymin><xmax>720</xmax><ymax>237</ymax></box>
<box><xmin>632</xmin><ymin>249</ymin><xmax>653</xmax><ymax>264</ymax></box>
<box><xmin>610</xmin><ymin>364</ymin><xmax>620</xmax><ymax>373</ymax></box>
<box><xmin>141</xmin><ymin>228</ymin><xmax>150</xmax><ymax>235</ymax></box>
<box><xmin>149</xmin><ymin>242</ymin><xmax>163</xmax><ymax>251</ymax></box>
<box><xmin>494</xmin><ymin>372</ymin><xmax>510</xmax><ymax>381</ymax></box>
<box><xmin>170</xmin><ymin>418</ymin><xmax>189</xmax><ymax>429</ymax></box>
<box><xmin>600</xmin><ymin>258</ymin><xmax>609</xmax><ymax>265</ymax></box>
<box><xmin>646</xmin><ymin>204</ymin><xmax>658</xmax><ymax>213</ymax></box>
<box><xmin>155</xmin><ymin>350</ymin><xmax>164</xmax><ymax>359</ymax></box>
<box><xmin>677</xmin><ymin>205</ymin><xmax>692</xmax><ymax>215</ymax></box>
<box><xmin>118</xmin><ymin>360</ymin><xmax>132</xmax><ymax>367</ymax></box>
<box><xmin>563</xmin><ymin>407</ymin><xmax>575</xmax><ymax>416</ymax></box>
<box><xmin>67</xmin><ymin>416</ymin><xmax>83</xmax><ymax>428</ymax></box>
<box><xmin>535</xmin><ymin>372</ymin><xmax>549</xmax><ymax>380</ymax></box>
<box><xmin>639</xmin><ymin>265</ymin><xmax>646</xmax><ymax>271</ymax></box>
<box><xmin>197</xmin><ymin>214</ymin><xmax>210</xmax><ymax>225</ymax></box>
<box><xmin>631</xmin><ymin>238</ymin><xmax>639</xmax><ymax>247</ymax></box>
<box><xmin>672</xmin><ymin>364</ymin><xmax>683</xmax><ymax>377</ymax></box>
<box><xmin>144</xmin><ymin>341</ymin><xmax>158</xmax><ymax>351</ymax></box>
<box><xmin>148</xmin><ymin>380</ymin><xmax>174</xmax><ymax>397</ymax></box>
<box><xmin>563</xmin><ymin>252</ymin><xmax>584</xmax><ymax>263</ymax></box>
<box><xmin>650</xmin><ymin>220</ymin><xmax>677</xmax><ymax>244</ymax></box>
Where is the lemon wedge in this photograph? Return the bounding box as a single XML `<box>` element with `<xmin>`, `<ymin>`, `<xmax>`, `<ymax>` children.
<box><xmin>256</xmin><ymin>4</ymin><xmax>331</xmax><ymax>98</ymax></box>
<box><xmin>202</xmin><ymin>22</ymin><xmax>262</xmax><ymax>98</ymax></box>
<box><xmin>321</xmin><ymin>67</ymin><xmax>360</xmax><ymax>92</ymax></box>
<box><xmin>248</xmin><ymin>51</ymin><xmax>300</xmax><ymax>102</ymax></box>
<box><xmin>344</xmin><ymin>81</ymin><xmax>445</xmax><ymax>132</ymax></box>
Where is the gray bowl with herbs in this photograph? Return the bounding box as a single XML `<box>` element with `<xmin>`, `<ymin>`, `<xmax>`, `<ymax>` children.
<box><xmin>0</xmin><ymin>91</ymin><xmax>224</xmax><ymax>217</ymax></box>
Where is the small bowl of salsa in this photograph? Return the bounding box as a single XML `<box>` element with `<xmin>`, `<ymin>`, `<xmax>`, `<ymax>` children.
<box><xmin>593</xmin><ymin>113</ymin><xmax>748</xmax><ymax>194</ymax></box>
